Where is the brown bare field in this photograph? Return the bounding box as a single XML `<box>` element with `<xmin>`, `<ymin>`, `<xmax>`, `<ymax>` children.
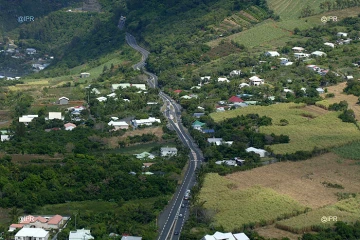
<box><xmin>256</xmin><ymin>224</ymin><xmax>302</xmax><ymax>240</ymax></box>
<box><xmin>303</xmin><ymin>105</ymin><xmax>328</xmax><ymax>115</ymax></box>
<box><xmin>320</xmin><ymin>82</ymin><xmax>360</xmax><ymax>120</ymax></box>
<box><xmin>104</xmin><ymin>127</ymin><xmax>164</xmax><ymax>148</ymax></box>
<box><xmin>224</xmin><ymin>152</ymin><xmax>360</xmax><ymax>209</ymax></box>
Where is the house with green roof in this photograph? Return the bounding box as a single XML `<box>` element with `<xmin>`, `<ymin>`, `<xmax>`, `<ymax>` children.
<box><xmin>192</xmin><ymin>120</ymin><xmax>205</xmax><ymax>131</ymax></box>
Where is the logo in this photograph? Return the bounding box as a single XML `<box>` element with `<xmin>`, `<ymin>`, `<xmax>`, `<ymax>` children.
<box><xmin>321</xmin><ymin>16</ymin><xmax>338</xmax><ymax>23</ymax></box>
<box><xmin>18</xmin><ymin>216</ymin><xmax>35</xmax><ymax>223</ymax></box>
<box><xmin>17</xmin><ymin>16</ymin><xmax>34</xmax><ymax>23</ymax></box>
<box><xmin>321</xmin><ymin>216</ymin><xmax>337</xmax><ymax>223</ymax></box>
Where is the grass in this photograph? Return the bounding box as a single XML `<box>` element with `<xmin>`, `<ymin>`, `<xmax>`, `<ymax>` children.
<box><xmin>275</xmin><ymin>196</ymin><xmax>360</xmax><ymax>233</ymax></box>
<box><xmin>199</xmin><ymin>173</ymin><xmax>306</xmax><ymax>231</ymax></box>
<box><xmin>332</xmin><ymin>141</ymin><xmax>360</xmax><ymax>160</ymax></box>
<box><xmin>210</xmin><ymin>103</ymin><xmax>360</xmax><ymax>154</ymax></box>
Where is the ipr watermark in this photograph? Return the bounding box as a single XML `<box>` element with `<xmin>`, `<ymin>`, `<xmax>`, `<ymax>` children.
<box><xmin>321</xmin><ymin>16</ymin><xmax>338</xmax><ymax>23</ymax></box>
<box><xmin>321</xmin><ymin>216</ymin><xmax>337</xmax><ymax>223</ymax></box>
<box><xmin>17</xmin><ymin>16</ymin><xmax>34</xmax><ymax>23</ymax></box>
<box><xmin>18</xmin><ymin>216</ymin><xmax>35</xmax><ymax>223</ymax></box>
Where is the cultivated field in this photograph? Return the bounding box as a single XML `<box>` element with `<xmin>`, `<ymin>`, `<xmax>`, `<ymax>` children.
<box><xmin>224</xmin><ymin>153</ymin><xmax>360</xmax><ymax>209</ymax></box>
<box><xmin>200</xmin><ymin>153</ymin><xmax>360</xmax><ymax>237</ymax></box>
<box><xmin>332</xmin><ymin>141</ymin><xmax>360</xmax><ymax>160</ymax></box>
<box><xmin>199</xmin><ymin>173</ymin><xmax>307</xmax><ymax>231</ymax></box>
<box><xmin>210</xmin><ymin>102</ymin><xmax>360</xmax><ymax>154</ymax></box>
<box><xmin>276</xmin><ymin>197</ymin><xmax>360</xmax><ymax>233</ymax></box>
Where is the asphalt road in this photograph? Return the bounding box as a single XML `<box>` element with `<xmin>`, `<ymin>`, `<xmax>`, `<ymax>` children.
<box><xmin>125</xmin><ymin>32</ymin><xmax>203</xmax><ymax>240</ymax></box>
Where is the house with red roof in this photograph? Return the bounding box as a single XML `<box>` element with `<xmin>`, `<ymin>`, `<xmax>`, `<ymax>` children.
<box><xmin>173</xmin><ymin>89</ymin><xmax>182</xmax><ymax>94</ymax></box>
<box><xmin>8</xmin><ymin>215</ymin><xmax>66</xmax><ymax>232</ymax></box>
<box><xmin>228</xmin><ymin>96</ymin><xmax>244</xmax><ymax>103</ymax></box>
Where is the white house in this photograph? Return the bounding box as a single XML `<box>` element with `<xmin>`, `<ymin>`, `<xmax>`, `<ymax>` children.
<box><xmin>311</xmin><ymin>51</ymin><xmax>326</xmax><ymax>57</ymax></box>
<box><xmin>15</xmin><ymin>228</ymin><xmax>49</xmax><ymax>240</ymax></box>
<box><xmin>200</xmin><ymin>76</ymin><xmax>211</xmax><ymax>81</ymax></box>
<box><xmin>121</xmin><ymin>236</ymin><xmax>142</xmax><ymax>240</ymax></box>
<box><xmin>69</xmin><ymin>229</ymin><xmax>94</xmax><ymax>240</ymax></box>
<box><xmin>239</xmin><ymin>83</ymin><xmax>250</xmax><ymax>88</ymax></box>
<box><xmin>19</xmin><ymin>115</ymin><xmax>38</xmax><ymax>124</ymax></box>
<box><xmin>1</xmin><ymin>135</ymin><xmax>10</xmax><ymax>141</ymax></box>
<box><xmin>294</xmin><ymin>52</ymin><xmax>310</xmax><ymax>59</ymax></box>
<box><xmin>112</xmin><ymin>83</ymin><xmax>146</xmax><ymax>91</ymax></box>
<box><xmin>108</xmin><ymin>121</ymin><xmax>129</xmax><ymax>130</ymax></box>
<box><xmin>217</xmin><ymin>77</ymin><xmax>230</xmax><ymax>83</ymax></box>
<box><xmin>201</xmin><ymin>231</ymin><xmax>249</xmax><ymax>240</ymax></box>
<box><xmin>107</xmin><ymin>93</ymin><xmax>117</xmax><ymax>98</ymax></box>
<box><xmin>96</xmin><ymin>96</ymin><xmax>107</xmax><ymax>102</ymax></box>
<box><xmin>91</xmin><ymin>88</ymin><xmax>100</xmax><ymax>95</ymax></box>
<box><xmin>161</xmin><ymin>147</ymin><xmax>178</xmax><ymax>157</ymax></box>
<box><xmin>58</xmin><ymin>97</ymin><xmax>69</xmax><ymax>105</ymax></box>
<box><xmin>207</xmin><ymin>138</ymin><xmax>223</xmax><ymax>146</ymax></box>
<box><xmin>132</xmin><ymin>117</ymin><xmax>161</xmax><ymax>128</ymax></box>
<box><xmin>246</xmin><ymin>147</ymin><xmax>268</xmax><ymax>158</ymax></box>
<box><xmin>25</xmin><ymin>48</ymin><xmax>37</xmax><ymax>55</ymax></box>
<box><xmin>264</xmin><ymin>51</ymin><xmax>280</xmax><ymax>57</ymax></box>
<box><xmin>316</xmin><ymin>87</ymin><xmax>325</xmax><ymax>94</ymax></box>
<box><xmin>292</xmin><ymin>47</ymin><xmax>304</xmax><ymax>52</ymax></box>
<box><xmin>48</xmin><ymin>112</ymin><xmax>62</xmax><ymax>120</ymax></box>
<box><xmin>346</xmin><ymin>75</ymin><xmax>354</xmax><ymax>80</ymax></box>
<box><xmin>249</xmin><ymin>76</ymin><xmax>264</xmax><ymax>86</ymax></box>
<box><xmin>80</xmin><ymin>72</ymin><xmax>90</xmax><ymax>78</ymax></box>
<box><xmin>230</xmin><ymin>70</ymin><xmax>241</xmax><ymax>77</ymax></box>
<box><xmin>324</xmin><ymin>42</ymin><xmax>335</xmax><ymax>48</ymax></box>
<box><xmin>134</xmin><ymin>152</ymin><xmax>155</xmax><ymax>160</ymax></box>
<box><xmin>337</xmin><ymin>32</ymin><xmax>348</xmax><ymax>38</ymax></box>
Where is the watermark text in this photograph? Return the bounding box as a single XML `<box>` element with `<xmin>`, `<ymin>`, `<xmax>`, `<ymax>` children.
<box><xmin>321</xmin><ymin>216</ymin><xmax>337</xmax><ymax>223</ymax></box>
<box><xmin>321</xmin><ymin>16</ymin><xmax>338</xmax><ymax>23</ymax></box>
<box><xmin>18</xmin><ymin>16</ymin><xmax>35</xmax><ymax>23</ymax></box>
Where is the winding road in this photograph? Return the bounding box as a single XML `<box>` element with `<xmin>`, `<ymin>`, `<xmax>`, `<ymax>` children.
<box><xmin>125</xmin><ymin>32</ymin><xmax>203</xmax><ymax>240</ymax></box>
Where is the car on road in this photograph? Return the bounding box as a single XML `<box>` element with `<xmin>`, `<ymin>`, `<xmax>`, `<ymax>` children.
<box><xmin>181</xmin><ymin>204</ymin><xmax>185</xmax><ymax>208</ymax></box>
<box><xmin>178</xmin><ymin>214</ymin><xmax>183</xmax><ymax>218</ymax></box>
<box><xmin>174</xmin><ymin>231</ymin><xmax>179</xmax><ymax>235</ymax></box>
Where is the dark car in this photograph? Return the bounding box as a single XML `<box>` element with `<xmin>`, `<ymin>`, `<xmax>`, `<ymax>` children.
<box><xmin>181</xmin><ymin>204</ymin><xmax>185</xmax><ymax>208</ymax></box>
<box><xmin>174</xmin><ymin>231</ymin><xmax>179</xmax><ymax>235</ymax></box>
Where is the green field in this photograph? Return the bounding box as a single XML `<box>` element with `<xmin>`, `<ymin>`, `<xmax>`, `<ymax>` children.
<box><xmin>276</xmin><ymin>196</ymin><xmax>360</xmax><ymax>233</ymax></box>
<box><xmin>199</xmin><ymin>173</ymin><xmax>306</xmax><ymax>231</ymax></box>
<box><xmin>332</xmin><ymin>141</ymin><xmax>360</xmax><ymax>160</ymax></box>
<box><xmin>267</xmin><ymin>0</ymin><xmax>335</xmax><ymax>20</ymax></box>
<box><xmin>210</xmin><ymin>103</ymin><xmax>360</xmax><ymax>154</ymax></box>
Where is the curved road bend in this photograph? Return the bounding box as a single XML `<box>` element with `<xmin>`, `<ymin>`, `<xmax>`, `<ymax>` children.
<box><xmin>125</xmin><ymin>33</ymin><xmax>203</xmax><ymax>240</ymax></box>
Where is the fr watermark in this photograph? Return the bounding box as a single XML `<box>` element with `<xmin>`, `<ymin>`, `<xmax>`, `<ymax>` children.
<box><xmin>321</xmin><ymin>16</ymin><xmax>338</xmax><ymax>23</ymax></box>
<box><xmin>321</xmin><ymin>216</ymin><xmax>337</xmax><ymax>223</ymax></box>
<box><xmin>18</xmin><ymin>216</ymin><xmax>35</xmax><ymax>223</ymax></box>
<box><xmin>17</xmin><ymin>16</ymin><xmax>34</xmax><ymax>23</ymax></box>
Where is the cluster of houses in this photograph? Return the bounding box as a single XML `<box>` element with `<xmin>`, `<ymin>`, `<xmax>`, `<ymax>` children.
<box><xmin>95</xmin><ymin>83</ymin><xmax>147</xmax><ymax>102</ymax></box>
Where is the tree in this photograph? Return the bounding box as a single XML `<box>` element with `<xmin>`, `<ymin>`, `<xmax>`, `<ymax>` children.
<box><xmin>300</xmin><ymin>5</ymin><xmax>314</xmax><ymax>17</ymax></box>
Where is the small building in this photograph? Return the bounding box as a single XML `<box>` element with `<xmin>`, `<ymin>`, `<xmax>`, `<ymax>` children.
<box><xmin>346</xmin><ymin>75</ymin><xmax>354</xmax><ymax>80</ymax></box>
<box><xmin>249</xmin><ymin>76</ymin><xmax>264</xmax><ymax>86</ymax></box>
<box><xmin>337</xmin><ymin>32</ymin><xmax>348</xmax><ymax>38</ymax></box>
<box><xmin>200</xmin><ymin>76</ymin><xmax>211</xmax><ymax>81</ymax></box>
<box><xmin>135</xmin><ymin>152</ymin><xmax>155</xmax><ymax>160</ymax></box>
<box><xmin>294</xmin><ymin>52</ymin><xmax>310</xmax><ymax>59</ymax></box>
<box><xmin>49</xmin><ymin>112</ymin><xmax>62</xmax><ymax>120</ymax></box>
<box><xmin>69</xmin><ymin>229</ymin><xmax>94</xmax><ymax>240</ymax></box>
<box><xmin>192</xmin><ymin>120</ymin><xmax>206</xmax><ymax>130</ymax></box>
<box><xmin>91</xmin><ymin>88</ymin><xmax>100</xmax><ymax>95</ymax></box>
<box><xmin>264</xmin><ymin>51</ymin><xmax>280</xmax><ymax>57</ymax></box>
<box><xmin>246</xmin><ymin>147</ymin><xmax>268</xmax><ymax>158</ymax></box>
<box><xmin>112</xmin><ymin>83</ymin><xmax>146</xmax><ymax>92</ymax></box>
<box><xmin>316</xmin><ymin>87</ymin><xmax>325</xmax><ymax>94</ymax></box>
<box><xmin>25</xmin><ymin>48</ymin><xmax>37</xmax><ymax>55</ymax></box>
<box><xmin>15</xmin><ymin>228</ymin><xmax>49</xmax><ymax>240</ymax></box>
<box><xmin>142</xmin><ymin>162</ymin><xmax>154</xmax><ymax>168</ymax></box>
<box><xmin>173</xmin><ymin>89</ymin><xmax>182</xmax><ymax>94</ymax></box>
<box><xmin>229</xmin><ymin>70</ymin><xmax>241</xmax><ymax>77</ymax></box>
<box><xmin>80</xmin><ymin>72</ymin><xmax>90</xmax><ymax>78</ymax></box>
<box><xmin>19</xmin><ymin>115</ymin><xmax>38</xmax><ymax>124</ymax></box>
<box><xmin>1</xmin><ymin>135</ymin><xmax>10</xmax><ymax>142</ymax></box>
<box><xmin>311</xmin><ymin>51</ymin><xmax>326</xmax><ymax>57</ymax></box>
<box><xmin>161</xmin><ymin>147</ymin><xmax>178</xmax><ymax>157</ymax></box>
<box><xmin>132</xmin><ymin>117</ymin><xmax>161</xmax><ymax>128</ymax></box>
<box><xmin>64</xmin><ymin>123</ymin><xmax>76</xmax><ymax>131</ymax></box>
<box><xmin>193</xmin><ymin>112</ymin><xmax>205</xmax><ymax>118</ymax></box>
<box><xmin>207</xmin><ymin>137</ymin><xmax>223</xmax><ymax>146</ymax></box>
<box><xmin>239</xmin><ymin>83</ymin><xmax>250</xmax><ymax>88</ymax></box>
<box><xmin>228</xmin><ymin>96</ymin><xmax>244</xmax><ymax>103</ymax></box>
<box><xmin>217</xmin><ymin>77</ymin><xmax>230</xmax><ymax>83</ymax></box>
<box><xmin>108</xmin><ymin>121</ymin><xmax>129</xmax><ymax>130</ymax></box>
<box><xmin>58</xmin><ymin>97</ymin><xmax>69</xmax><ymax>105</ymax></box>
<box><xmin>202</xmin><ymin>129</ymin><xmax>215</xmax><ymax>134</ymax></box>
<box><xmin>291</xmin><ymin>47</ymin><xmax>304</xmax><ymax>52</ymax></box>
<box><xmin>121</xmin><ymin>235</ymin><xmax>142</xmax><ymax>240</ymax></box>
<box><xmin>96</xmin><ymin>96</ymin><xmax>107</xmax><ymax>102</ymax></box>
<box><xmin>201</xmin><ymin>231</ymin><xmax>249</xmax><ymax>240</ymax></box>
<box><xmin>107</xmin><ymin>93</ymin><xmax>117</xmax><ymax>98</ymax></box>
<box><xmin>324</xmin><ymin>42</ymin><xmax>335</xmax><ymax>48</ymax></box>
